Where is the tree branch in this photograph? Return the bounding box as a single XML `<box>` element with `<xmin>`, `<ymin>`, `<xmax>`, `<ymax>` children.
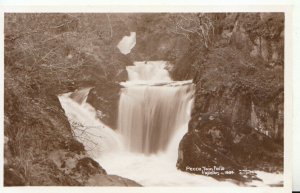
<box><xmin>106</xmin><ymin>14</ymin><xmax>113</xmax><ymax>38</ymax></box>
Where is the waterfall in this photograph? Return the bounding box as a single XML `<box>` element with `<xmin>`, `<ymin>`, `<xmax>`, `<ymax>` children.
<box><xmin>126</xmin><ymin>61</ymin><xmax>171</xmax><ymax>81</ymax></box>
<box><xmin>57</xmin><ymin>61</ymin><xmax>282</xmax><ymax>186</ymax></box>
<box><xmin>118</xmin><ymin>61</ymin><xmax>194</xmax><ymax>154</ymax></box>
<box><xmin>58</xmin><ymin>89</ymin><xmax>122</xmax><ymax>158</ymax></box>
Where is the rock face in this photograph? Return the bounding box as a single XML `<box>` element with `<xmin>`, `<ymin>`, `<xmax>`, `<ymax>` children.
<box><xmin>4</xmin><ymin>92</ymin><xmax>87</xmax><ymax>186</ymax></box>
<box><xmin>174</xmin><ymin>13</ymin><xmax>284</xmax><ymax>180</ymax></box>
<box><xmin>86</xmin><ymin>81</ymin><xmax>122</xmax><ymax>129</ymax></box>
<box><xmin>87</xmin><ymin>175</ymin><xmax>142</xmax><ymax>186</ymax></box>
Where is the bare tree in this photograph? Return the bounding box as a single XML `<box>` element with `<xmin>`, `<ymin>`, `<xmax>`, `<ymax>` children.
<box><xmin>169</xmin><ymin>13</ymin><xmax>215</xmax><ymax>48</ymax></box>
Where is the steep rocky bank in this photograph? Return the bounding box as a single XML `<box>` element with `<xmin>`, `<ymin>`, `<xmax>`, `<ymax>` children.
<box><xmin>4</xmin><ymin>13</ymin><xmax>139</xmax><ymax>186</ymax></box>
<box><xmin>172</xmin><ymin>13</ymin><xmax>284</xmax><ymax>181</ymax></box>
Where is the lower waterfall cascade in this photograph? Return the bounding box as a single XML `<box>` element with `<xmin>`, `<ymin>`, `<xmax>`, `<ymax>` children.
<box><xmin>58</xmin><ymin>61</ymin><xmax>283</xmax><ymax>186</ymax></box>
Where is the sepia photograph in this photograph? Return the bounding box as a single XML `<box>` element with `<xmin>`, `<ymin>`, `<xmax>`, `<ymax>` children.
<box><xmin>3</xmin><ymin>11</ymin><xmax>287</xmax><ymax>189</ymax></box>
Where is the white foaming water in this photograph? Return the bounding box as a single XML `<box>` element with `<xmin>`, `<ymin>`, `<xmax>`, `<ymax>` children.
<box><xmin>58</xmin><ymin>89</ymin><xmax>122</xmax><ymax>158</ymax></box>
<box><xmin>58</xmin><ymin>61</ymin><xmax>283</xmax><ymax>186</ymax></box>
<box><xmin>118</xmin><ymin>61</ymin><xmax>195</xmax><ymax>155</ymax></box>
<box><xmin>126</xmin><ymin>61</ymin><xmax>171</xmax><ymax>82</ymax></box>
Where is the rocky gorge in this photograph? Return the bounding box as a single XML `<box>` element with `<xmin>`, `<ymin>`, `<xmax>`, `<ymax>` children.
<box><xmin>4</xmin><ymin>13</ymin><xmax>284</xmax><ymax>186</ymax></box>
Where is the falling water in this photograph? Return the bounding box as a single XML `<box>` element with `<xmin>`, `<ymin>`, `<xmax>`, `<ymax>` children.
<box><xmin>58</xmin><ymin>61</ymin><xmax>283</xmax><ymax>186</ymax></box>
<box><xmin>118</xmin><ymin>61</ymin><xmax>194</xmax><ymax>154</ymax></box>
<box><xmin>126</xmin><ymin>61</ymin><xmax>171</xmax><ymax>81</ymax></box>
<box><xmin>58</xmin><ymin>89</ymin><xmax>122</xmax><ymax>157</ymax></box>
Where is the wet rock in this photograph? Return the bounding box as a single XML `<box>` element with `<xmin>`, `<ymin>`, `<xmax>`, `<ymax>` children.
<box><xmin>177</xmin><ymin>117</ymin><xmax>245</xmax><ymax>181</ymax></box>
<box><xmin>74</xmin><ymin>157</ymin><xmax>107</xmax><ymax>176</ymax></box>
<box><xmin>48</xmin><ymin>149</ymin><xmax>120</xmax><ymax>185</ymax></box>
<box><xmin>86</xmin><ymin>174</ymin><xmax>141</xmax><ymax>186</ymax></box>
<box><xmin>177</xmin><ymin>108</ymin><xmax>283</xmax><ymax>181</ymax></box>
<box><xmin>87</xmin><ymin>81</ymin><xmax>121</xmax><ymax>129</ymax></box>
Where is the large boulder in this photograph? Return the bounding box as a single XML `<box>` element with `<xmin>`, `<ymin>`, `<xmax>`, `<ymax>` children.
<box><xmin>177</xmin><ymin>110</ymin><xmax>283</xmax><ymax>181</ymax></box>
<box><xmin>86</xmin><ymin>81</ymin><xmax>122</xmax><ymax>129</ymax></box>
